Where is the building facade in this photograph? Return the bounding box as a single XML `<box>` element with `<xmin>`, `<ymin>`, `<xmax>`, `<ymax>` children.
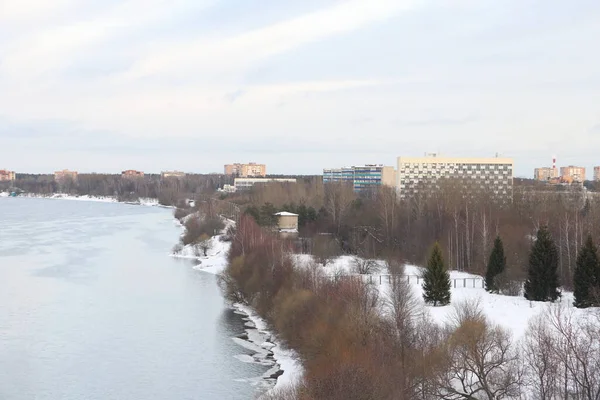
<box><xmin>161</xmin><ymin>171</ymin><xmax>185</xmax><ymax>178</ymax></box>
<box><xmin>122</xmin><ymin>170</ymin><xmax>144</xmax><ymax>178</ymax></box>
<box><xmin>0</xmin><ymin>170</ymin><xmax>15</xmax><ymax>182</ymax></box>
<box><xmin>224</xmin><ymin>162</ymin><xmax>266</xmax><ymax>177</ymax></box>
<box><xmin>54</xmin><ymin>169</ymin><xmax>78</xmax><ymax>182</ymax></box>
<box><xmin>534</xmin><ymin>167</ymin><xmax>559</xmax><ymax>181</ymax></box>
<box><xmin>323</xmin><ymin>167</ymin><xmax>354</xmax><ymax>183</ymax></box>
<box><xmin>323</xmin><ymin>165</ymin><xmax>396</xmax><ymax>191</ymax></box>
<box><xmin>234</xmin><ymin>178</ymin><xmax>296</xmax><ymax>191</ymax></box>
<box><xmin>396</xmin><ymin>156</ymin><xmax>514</xmax><ymax>201</ymax></box>
<box><xmin>595</xmin><ymin>167</ymin><xmax>600</xmax><ymax>182</ymax></box>
<box><xmin>560</xmin><ymin>166</ymin><xmax>586</xmax><ymax>183</ymax></box>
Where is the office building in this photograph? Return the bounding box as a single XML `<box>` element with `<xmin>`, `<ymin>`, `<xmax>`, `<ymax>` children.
<box><xmin>396</xmin><ymin>155</ymin><xmax>514</xmax><ymax>201</ymax></box>
<box><xmin>595</xmin><ymin>167</ymin><xmax>600</xmax><ymax>182</ymax></box>
<box><xmin>224</xmin><ymin>162</ymin><xmax>266</xmax><ymax>177</ymax></box>
<box><xmin>234</xmin><ymin>178</ymin><xmax>296</xmax><ymax>191</ymax></box>
<box><xmin>560</xmin><ymin>166</ymin><xmax>586</xmax><ymax>183</ymax></box>
<box><xmin>54</xmin><ymin>169</ymin><xmax>78</xmax><ymax>182</ymax></box>
<box><xmin>323</xmin><ymin>165</ymin><xmax>396</xmax><ymax>191</ymax></box>
<box><xmin>323</xmin><ymin>167</ymin><xmax>354</xmax><ymax>183</ymax></box>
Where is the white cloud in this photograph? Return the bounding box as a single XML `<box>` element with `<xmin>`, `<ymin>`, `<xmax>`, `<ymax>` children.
<box><xmin>120</xmin><ymin>0</ymin><xmax>419</xmax><ymax>80</ymax></box>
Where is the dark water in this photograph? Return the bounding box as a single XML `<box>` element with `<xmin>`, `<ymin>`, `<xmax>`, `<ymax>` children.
<box><xmin>0</xmin><ymin>198</ymin><xmax>269</xmax><ymax>400</ymax></box>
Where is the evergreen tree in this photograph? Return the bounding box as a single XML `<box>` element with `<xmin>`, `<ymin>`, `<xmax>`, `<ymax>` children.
<box><xmin>485</xmin><ymin>236</ymin><xmax>506</xmax><ymax>293</ymax></box>
<box><xmin>573</xmin><ymin>235</ymin><xmax>600</xmax><ymax>308</ymax></box>
<box><xmin>422</xmin><ymin>242</ymin><xmax>451</xmax><ymax>306</ymax></box>
<box><xmin>524</xmin><ymin>226</ymin><xmax>561</xmax><ymax>302</ymax></box>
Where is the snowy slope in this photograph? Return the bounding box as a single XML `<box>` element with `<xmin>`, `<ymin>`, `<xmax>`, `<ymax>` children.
<box><xmin>297</xmin><ymin>255</ymin><xmax>584</xmax><ymax>341</ymax></box>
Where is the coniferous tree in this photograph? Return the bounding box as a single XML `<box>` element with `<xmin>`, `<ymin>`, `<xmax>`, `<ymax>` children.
<box><xmin>485</xmin><ymin>236</ymin><xmax>506</xmax><ymax>293</ymax></box>
<box><xmin>573</xmin><ymin>235</ymin><xmax>600</xmax><ymax>308</ymax></box>
<box><xmin>524</xmin><ymin>226</ymin><xmax>560</xmax><ymax>302</ymax></box>
<box><xmin>422</xmin><ymin>242</ymin><xmax>451</xmax><ymax>306</ymax></box>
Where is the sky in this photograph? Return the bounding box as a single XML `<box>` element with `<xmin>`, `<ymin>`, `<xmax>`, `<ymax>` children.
<box><xmin>1</xmin><ymin>0</ymin><xmax>600</xmax><ymax>177</ymax></box>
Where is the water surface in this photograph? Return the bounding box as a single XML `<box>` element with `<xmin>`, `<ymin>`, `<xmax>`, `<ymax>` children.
<box><xmin>0</xmin><ymin>198</ymin><xmax>268</xmax><ymax>400</ymax></box>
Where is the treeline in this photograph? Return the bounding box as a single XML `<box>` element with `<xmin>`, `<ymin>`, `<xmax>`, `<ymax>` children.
<box><xmin>225</xmin><ymin>178</ymin><xmax>600</xmax><ymax>290</ymax></box>
<box><xmin>220</xmin><ymin>215</ymin><xmax>600</xmax><ymax>400</ymax></box>
<box><xmin>2</xmin><ymin>173</ymin><xmax>232</xmax><ymax>206</ymax></box>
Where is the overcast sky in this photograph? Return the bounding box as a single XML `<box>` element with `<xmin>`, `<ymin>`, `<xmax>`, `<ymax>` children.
<box><xmin>1</xmin><ymin>0</ymin><xmax>599</xmax><ymax>177</ymax></box>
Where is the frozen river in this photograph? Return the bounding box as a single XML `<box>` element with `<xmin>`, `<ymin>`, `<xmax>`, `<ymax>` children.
<box><xmin>0</xmin><ymin>198</ymin><xmax>269</xmax><ymax>400</ymax></box>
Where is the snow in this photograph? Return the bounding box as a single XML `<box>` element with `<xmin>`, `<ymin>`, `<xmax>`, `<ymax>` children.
<box><xmin>235</xmin><ymin>304</ymin><xmax>304</xmax><ymax>393</ymax></box>
<box><xmin>298</xmin><ymin>255</ymin><xmax>587</xmax><ymax>341</ymax></box>
<box><xmin>0</xmin><ymin>192</ymin><xmax>9</xmax><ymax>197</ymax></box>
<box><xmin>14</xmin><ymin>193</ymin><xmax>166</xmax><ymax>207</ymax></box>
<box><xmin>172</xmin><ymin>217</ymin><xmax>304</xmax><ymax>394</ymax></box>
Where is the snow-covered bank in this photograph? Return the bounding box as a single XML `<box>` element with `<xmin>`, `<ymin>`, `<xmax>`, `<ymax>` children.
<box><xmin>8</xmin><ymin>193</ymin><xmax>166</xmax><ymax>207</ymax></box>
<box><xmin>171</xmin><ymin>218</ymin><xmax>304</xmax><ymax>394</ymax></box>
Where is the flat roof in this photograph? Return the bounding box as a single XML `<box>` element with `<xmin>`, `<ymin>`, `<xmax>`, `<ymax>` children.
<box><xmin>274</xmin><ymin>212</ymin><xmax>299</xmax><ymax>216</ymax></box>
<box><xmin>398</xmin><ymin>157</ymin><xmax>513</xmax><ymax>164</ymax></box>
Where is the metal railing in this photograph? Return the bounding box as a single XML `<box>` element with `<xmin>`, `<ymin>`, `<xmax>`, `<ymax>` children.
<box><xmin>329</xmin><ymin>273</ymin><xmax>485</xmax><ymax>289</ymax></box>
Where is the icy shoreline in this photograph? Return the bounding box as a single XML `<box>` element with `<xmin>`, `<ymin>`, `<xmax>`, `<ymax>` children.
<box><xmin>1</xmin><ymin>192</ymin><xmax>168</xmax><ymax>208</ymax></box>
<box><xmin>171</xmin><ymin>220</ymin><xmax>303</xmax><ymax>395</ymax></box>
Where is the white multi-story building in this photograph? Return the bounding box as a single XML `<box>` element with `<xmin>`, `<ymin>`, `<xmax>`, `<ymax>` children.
<box><xmin>396</xmin><ymin>156</ymin><xmax>514</xmax><ymax>202</ymax></box>
<box><xmin>234</xmin><ymin>178</ymin><xmax>296</xmax><ymax>191</ymax></box>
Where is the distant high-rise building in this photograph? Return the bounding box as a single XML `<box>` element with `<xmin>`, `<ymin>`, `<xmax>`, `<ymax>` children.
<box><xmin>54</xmin><ymin>169</ymin><xmax>78</xmax><ymax>182</ymax></box>
<box><xmin>396</xmin><ymin>156</ymin><xmax>514</xmax><ymax>202</ymax></box>
<box><xmin>322</xmin><ymin>167</ymin><xmax>354</xmax><ymax>183</ymax></box>
<box><xmin>122</xmin><ymin>170</ymin><xmax>144</xmax><ymax>178</ymax></box>
<box><xmin>594</xmin><ymin>166</ymin><xmax>600</xmax><ymax>182</ymax></box>
<box><xmin>224</xmin><ymin>162</ymin><xmax>266</xmax><ymax>177</ymax></box>
<box><xmin>323</xmin><ymin>165</ymin><xmax>396</xmax><ymax>192</ymax></box>
<box><xmin>534</xmin><ymin>167</ymin><xmax>559</xmax><ymax>181</ymax></box>
<box><xmin>0</xmin><ymin>170</ymin><xmax>15</xmax><ymax>182</ymax></box>
<box><xmin>233</xmin><ymin>178</ymin><xmax>295</xmax><ymax>191</ymax></box>
<box><xmin>560</xmin><ymin>166</ymin><xmax>586</xmax><ymax>183</ymax></box>
<box><xmin>161</xmin><ymin>171</ymin><xmax>185</xmax><ymax>178</ymax></box>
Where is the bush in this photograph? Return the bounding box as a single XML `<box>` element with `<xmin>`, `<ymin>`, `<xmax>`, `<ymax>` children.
<box><xmin>173</xmin><ymin>207</ymin><xmax>192</xmax><ymax>221</ymax></box>
<box><xmin>352</xmin><ymin>257</ymin><xmax>380</xmax><ymax>275</ymax></box>
<box><xmin>181</xmin><ymin>216</ymin><xmax>224</xmax><ymax>246</ymax></box>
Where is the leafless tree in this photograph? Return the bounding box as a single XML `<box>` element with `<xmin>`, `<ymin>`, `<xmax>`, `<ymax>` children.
<box><xmin>430</xmin><ymin>300</ymin><xmax>523</xmax><ymax>399</ymax></box>
<box><xmin>352</xmin><ymin>256</ymin><xmax>380</xmax><ymax>274</ymax></box>
<box><xmin>522</xmin><ymin>313</ymin><xmax>561</xmax><ymax>400</ymax></box>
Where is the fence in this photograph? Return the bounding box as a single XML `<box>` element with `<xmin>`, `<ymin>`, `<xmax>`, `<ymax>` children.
<box><xmin>330</xmin><ymin>273</ymin><xmax>485</xmax><ymax>289</ymax></box>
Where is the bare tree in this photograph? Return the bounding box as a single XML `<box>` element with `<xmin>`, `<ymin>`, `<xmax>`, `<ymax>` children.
<box><xmin>431</xmin><ymin>300</ymin><xmax>523</xmax><ymax>399</ymax></box>
<box><xmin>352</xmin><ymin>256</ymin><xmax>380</xmax><ymax>275</ymax></box>
<box><xmin>522</xmin><ymin>314</ymin><xmax>561</xmax><ymax>400</ymax></box>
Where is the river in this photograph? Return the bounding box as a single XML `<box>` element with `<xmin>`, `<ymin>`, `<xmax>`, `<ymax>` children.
<box><xmin>0</xmin><ymin>198</ymin><xmax>270</xmax><ymax>400</ymax></box>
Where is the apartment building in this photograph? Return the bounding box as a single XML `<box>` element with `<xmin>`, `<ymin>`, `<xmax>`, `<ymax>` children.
<box><xmin>396</xmin><ymin>156</ymin><xmax>514</xmax><ymax>201</ymax></box>
<box><xmin>595</xmin><ymin>167</ymin><xmax>600</xmax><ymax>182</ymax></box>
<box><xmin>122</xmin><ymin>170</ymin><xmax>144</xmax><ymax>178</ymax></box>
<box><xmin>0</xmin><ymin>170</ymin><xmax>15</xmax><ymax>182</ymax></box>
<box><xmin>224</xmin><ymin>162</ymin><xmax>266</xmax><ymax>177</ymax></box>
<box><xmin>323</xmin><ymin>165</ymin><xmax>396</xmax><ymax>191</ymax></box>
<box><xmin>560</xmin><ymin>166</ymin><xmax>586</xmax><ymax>183</ymax></box>
<box><xmin>54</xmin><ymin>169</ymin><xmax>78</xmax><ymax>182</ymax></box>
<box><xmin>161</xmin><ymin>171</ymin><xmax>185</xmax><ymax>178</ymax></box>
<box><xmin>234</xmin><ymin>178</ymin><xmax>295</xmax><ymax>191</ymax></box>
<box><xmin>534</xmin><ymin>167</ymin><xmax>559</xmax><ymax>181</ymax></box>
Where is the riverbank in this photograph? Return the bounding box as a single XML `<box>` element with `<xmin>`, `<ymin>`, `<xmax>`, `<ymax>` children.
<box><xmin>0</xmin><ymin>192</ymin><xmax>167</xmax><ymax>207</ymax></box>
<box><xmin>171</xmin><ymin>222</ymin><xmax>303</xmax><ymax>395</ymax></box>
